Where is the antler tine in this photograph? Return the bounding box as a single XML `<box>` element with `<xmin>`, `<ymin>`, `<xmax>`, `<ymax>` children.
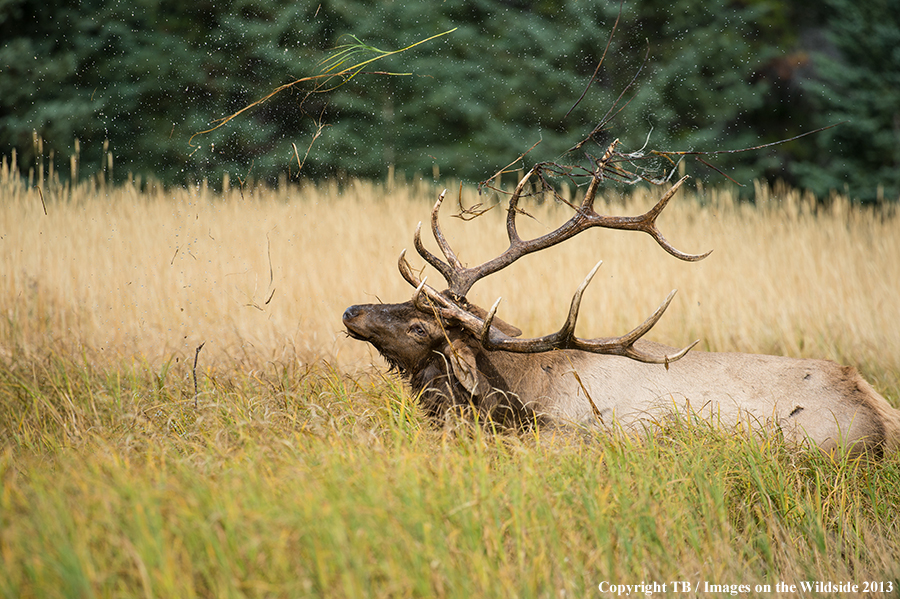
<box><xmin>412</xmin><ymin>220</ymin><xmax>459</xmax><ymax>288</ymax></box>
<box><xmin>411</xmin><ymin>277</ymin><xmax>431</xmax><ymax>312</ymax></box>
<box><xmin>470</xmin><ymin>261</ymin><xmax>599</xmax><ymax>353</ymax></box>
<box><xmin>608</xmin><ymin>289</ymin><xmax>678</xmax><ymax>348</ymax></box>
<box><xmin>627</xmin><ymin>338</ymin><xmax>700</xmax><ymax>365</ymax></box>
<box><xmin>637</xmin><ymin>175</ymin><xmax>713</xmax><ymax>262</ymax></box>
<box><xmin>580</xmin><ymin>172</ymin><xmax>603</xmax><ymax>212</ymax></box>
<box><xmin>430</xmin><ymin>190</ymin><xmax>464</xmax><ymax>270</ymax></box>
<box><xmin>478</xmin><ymin>296</ymin><xmax>505</xmax><ymax>346</ymax></box>
<box><xmin>558</xmin><ymin>260</ymin><xmax>604</xmax><ymax>342</ymax></box>
<box><xmin>400</xmin><ymin>249</ymin><xmax>449</xmax><ymax>307</ymax></box>
<box><xmin>505</xmin><ymin>166</ymin><xmax>536</xmax><ymax>245</ymax></box>
<box><xmin>460</xmin><ymin>262</ymin><xmax>697</xmax><ymax>365</ymax></box>
<box><xmin>400</xmin><ymin>251</ymin><xmax>459</xmax><ymax>315</ymax></box>
<box><xmin>408</xmin><ymin>190</ymin><xmax>476</xmax><ymax>298</ymax></box>
<box><xmin>486</xmin><ymin>172</ymin><xmax>710</xmax><ymax>297</ymax></box>
<box><xmin>398</xmin><ymin>249</ymin><xmax>421</xmax><ymax>288</ymax></box>
<box><xmin>580</xmin><ymin>139</ymin><xmax>619</xmax><ymax>211</ymax></box>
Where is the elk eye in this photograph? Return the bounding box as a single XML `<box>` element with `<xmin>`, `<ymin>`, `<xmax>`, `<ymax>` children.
<box><xmin>409</xmin><ymin>323</ymin><xmax>427</xmax><ymax>338</ymax></box>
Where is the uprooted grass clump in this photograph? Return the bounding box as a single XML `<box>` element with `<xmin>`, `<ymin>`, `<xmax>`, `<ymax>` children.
<box><xmin>2</xmin><ymin>349</ymin><xmax>899</xmax><ymax>598</ymax></box>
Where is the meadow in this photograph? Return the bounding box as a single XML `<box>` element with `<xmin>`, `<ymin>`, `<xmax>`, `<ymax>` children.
<box><xmin>2</xmin><ymin>157</ymin><xmax>900</xmax><ymax>597</ymax></box>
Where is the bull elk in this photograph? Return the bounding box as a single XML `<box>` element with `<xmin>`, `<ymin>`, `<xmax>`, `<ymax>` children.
<box><xmin>343</xmin><ymin>164</ymin><xmax>900</xmax><ymax>457</ymax></box>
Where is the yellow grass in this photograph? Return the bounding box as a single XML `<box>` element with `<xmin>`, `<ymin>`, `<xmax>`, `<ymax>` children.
<box><xmin>2</xmin><ymin>169</ymin><xmax>899</xmax><ymax>397</ymax></box>
<box><xmin>3</xmin><ymin>166</ymin><xmax>900</xmax><ymax>596</ymax></box>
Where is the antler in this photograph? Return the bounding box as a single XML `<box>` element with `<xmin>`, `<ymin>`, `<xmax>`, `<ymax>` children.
<box><xmin>398</xmin><ymin>249</ymin><xmax>493</xmax><ymax>335</ymax></box>
<box><xmin>400</xmin><ymin>253</ymin><xmax>698</xmax><ymax>364</ymax></box>
<box><xmin>409</xmin><ymin>149</ymin><xmax>711</xmax><ymax>300</ymax></box>
<box><xmin>477</xmin><ymin>262</ymin><xmax>698</xmax><ymax>363</ymax></box>
<box><xmin>397</xmin><ymin>144</ymin><xmax>711</xmax><ymax>364</ymax></box>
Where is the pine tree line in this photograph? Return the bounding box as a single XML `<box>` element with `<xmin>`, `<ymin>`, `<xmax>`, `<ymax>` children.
<box><xmin>1</xmin><ymin>0</ymin><xmax>897</xmax><ymax>201</ymax></box>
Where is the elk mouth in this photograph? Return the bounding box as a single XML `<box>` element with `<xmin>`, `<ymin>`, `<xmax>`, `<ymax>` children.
<box><xmin>342</xmin><ymin>319</ymin><xmax>369</xmax><ymax>342</ymax></box>
<box><xmin>344</xmin><ymin>327</ymin><xmax>368</xmax><ymax>341</ymax></box>
<box><xmin>342</xmin><ymin>306</ymin><xmax>371</xmax><ymax>341</ymax></box>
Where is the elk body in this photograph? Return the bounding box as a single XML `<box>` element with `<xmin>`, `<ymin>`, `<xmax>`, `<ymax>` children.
<box><xmin>343</xmin><ymin>163</ymin><xmax>900</xmax><ymax>457</ymax></box>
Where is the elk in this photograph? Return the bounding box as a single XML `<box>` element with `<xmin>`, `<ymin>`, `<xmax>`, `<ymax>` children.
<box><xmin>343</xmin><ymin>158</ymin><xmax>900</xmax><ymax>457</ymax></box>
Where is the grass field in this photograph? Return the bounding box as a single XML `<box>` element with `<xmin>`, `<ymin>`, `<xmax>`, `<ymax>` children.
<box><xmin>2</xmin><ymin>161</ymin><xmax>900</xmax><ymax>597</ymax></box>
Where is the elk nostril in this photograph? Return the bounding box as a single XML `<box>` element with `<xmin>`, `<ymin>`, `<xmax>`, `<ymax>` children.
<box><xmin>343</xmin><ymin>305</ymin><xmax>361</xmax><ymax>323</ymax></box>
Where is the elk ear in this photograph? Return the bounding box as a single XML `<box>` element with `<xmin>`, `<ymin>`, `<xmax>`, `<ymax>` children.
<box><xmin>463</xmin><ymin>303</ymin><xmax>522</xmax><ymax>337</ymax></box>
<box><xmin>446</xmin><ymin>332</ymin><xmax>489</xmax><ymax>397</ymax></box>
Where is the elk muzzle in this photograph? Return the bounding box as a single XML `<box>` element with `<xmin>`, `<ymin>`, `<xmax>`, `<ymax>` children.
<box><xmin>342</xmin><ymin>304</ymin><xmax>371</xmax><ymax>341</ymax></box>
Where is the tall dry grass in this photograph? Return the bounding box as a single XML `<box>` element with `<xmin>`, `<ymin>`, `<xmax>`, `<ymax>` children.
<box><xmin>3</xmin><ymin>166</ymin><xmax>900</xmax><ymax>597</ymax></box>
<box><xmin>2</xmin><ymin>167</ymin><xmax>899</xmax><ymax>396</ymax></box>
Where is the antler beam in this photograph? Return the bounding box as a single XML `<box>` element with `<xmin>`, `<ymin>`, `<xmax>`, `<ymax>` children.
<box><xmin>475</xmin><ymin>261</ymin><xmax>699</xmax><ymax>364</ymax></box>
<box><xmin>400</xmin><ymin>252</ymin><xmax>697</xmax><ymax>364</ymax></box>
<box><xmin>411</xmin><ymin>152</ymin><xmax>711</xmax><ymax>300</ymax></box>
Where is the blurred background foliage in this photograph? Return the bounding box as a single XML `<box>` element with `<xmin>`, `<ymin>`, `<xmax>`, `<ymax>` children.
<box><xmin>1</xmin><ymin>0</ymin><xmax>898</xmax><ymax>201</ymax></box>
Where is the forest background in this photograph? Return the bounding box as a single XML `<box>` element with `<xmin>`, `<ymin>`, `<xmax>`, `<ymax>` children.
<box><xmin>1</xmin><ymin>0</ymin><xmax>899</xmax><ymax>202</ymax></box>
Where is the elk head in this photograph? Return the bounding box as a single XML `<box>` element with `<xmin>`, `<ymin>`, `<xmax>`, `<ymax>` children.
<box><xmin>344</xmin><ymin>143</ymin><xmax>712</xmax><ymax>404</ymax></box>
<box><xmin>348</xmin><ymin>149</ymin><xmax>710</xmax><ymax>356</ymax></box>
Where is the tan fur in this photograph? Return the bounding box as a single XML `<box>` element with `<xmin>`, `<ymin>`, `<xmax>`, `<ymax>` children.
<box><xmin>344</xmin><ymin>302</ymin><xmax>900</xmax><ymax>457</ymax></box>
<box><xmin>481</xmin><ymin>341</ymin><xmax>900</xmax><ymax>456</ymax></box>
